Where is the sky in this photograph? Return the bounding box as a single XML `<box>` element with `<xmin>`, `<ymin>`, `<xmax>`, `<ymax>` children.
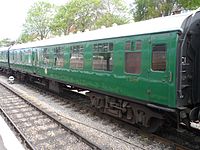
<box><xmin>0</xmin><ymin>0</ymin><xmax>68</xmax><ymax>40</ymax></box>
<box><xmin>0</xmin><ymin>0</ymin><xmax>132</xmax><ymax>41</ymax></box>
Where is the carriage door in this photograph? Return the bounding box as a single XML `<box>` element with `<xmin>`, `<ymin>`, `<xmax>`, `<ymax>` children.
<box><xmin>147</xmin><ymin>33</ymin><xmax>171</xmax><ymax>105</ymax></box>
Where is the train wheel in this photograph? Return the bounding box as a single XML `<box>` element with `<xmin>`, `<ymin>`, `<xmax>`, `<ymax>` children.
<box><xmin>142</xmin><ymin>118</ymin><xmax>164</xmax><ymax>133</ymax></box>
<box><xmin>189</xmin><ymin>107</ymin><xmax>199</xmax><ymax>121</ymax></box>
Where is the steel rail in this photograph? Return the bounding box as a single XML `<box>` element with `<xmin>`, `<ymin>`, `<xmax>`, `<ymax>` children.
<box><xmin>0</xmin><ymin>76</ymin><xmax>193</xmax><ymax>150</ymax></box>
<box><xmin>0</xmin><ymin>81</ymin><xmax>102</xmax><ymax>150</ymax></box>
<box><xmin>0</xmin><ymin>107</ymin><xmax>36</xmax><ymax>150</ymax></box>
<box><xmin>28</xmin><ymin>80</ymin><xmax>192</xmax><ymax>150</ymax></box>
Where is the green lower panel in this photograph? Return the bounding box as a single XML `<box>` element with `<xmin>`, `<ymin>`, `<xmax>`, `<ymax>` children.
<box><xmin>35</xmin><ymin>66</ymin><xmax>176</xmax><ymax>108</ymax></box>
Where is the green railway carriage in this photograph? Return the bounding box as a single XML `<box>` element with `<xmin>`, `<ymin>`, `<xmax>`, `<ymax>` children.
<box><xmin>6</xmin><ymin>9</ymin><xmax>200</xmax><ymax>131</ymax></box>
<box><xmin>0</xmin><ymin>47</ymin><xmax>9</xmax><ymax>71</ymax></box>
<box><xmin>31</xmin><ymin>33</ymin><xmax>177</xmax><ymax>106</ymax></box>
<box><xmin>9</xmin><ymin>43</ymin><xmax>34</xmax><ymax>74</ymax></box>
<box><xmin>10</xmin><ymin>31</ymin><xmax>178</xmax><ymax>107</ymax></box>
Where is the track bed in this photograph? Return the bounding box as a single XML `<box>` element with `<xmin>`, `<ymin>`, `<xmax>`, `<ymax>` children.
<box><xmin>0</xmin><ymin>83</ymin><xmax>100</xmax><ymax>150</ymax></box>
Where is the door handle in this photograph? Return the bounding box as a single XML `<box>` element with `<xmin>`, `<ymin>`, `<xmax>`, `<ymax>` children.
<box><xmin>163</xmin><ymin>72</ymin><xmax>172</xmax><ymax>82</ymax></box>
<box><xmin>147</xmin><ymin>89</ymin><xmax>151</xmax><ymax>95</ymax></box>
<box><xmin>169</xmin><ymin>71</ymin><xmax>172</xmax><ymax>82</ymax></box>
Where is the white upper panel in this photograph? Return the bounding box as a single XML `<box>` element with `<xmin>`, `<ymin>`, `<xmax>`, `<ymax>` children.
<box><xmin>0</xmin><ymin>47</ymin><xmax>9</xmax><ymax>52</ymax></box>
<box><xmin>11</xmin><ymin>11</ymin><xmax>196</xmax><ymax>50</ymax></box>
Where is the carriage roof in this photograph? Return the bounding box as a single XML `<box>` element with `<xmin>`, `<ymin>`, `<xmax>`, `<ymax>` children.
<box><xmin>10</xmin><ymin>10</ymin><xmax>199</xmax><ymax>50</ymax></box>
<box><xmin>0</xmin><ymin>47</ymin><xmax>9</xmax><ymax>52</ymax></box>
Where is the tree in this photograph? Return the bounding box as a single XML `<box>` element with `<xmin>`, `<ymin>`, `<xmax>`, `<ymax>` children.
<box><xmin>17</xmin><ymin>32</ymin><xmax>35</xmax><ymax>43</ymax></box>
<box><xmin>95</xmin><ymin>13</ymin><xmax>128</xmax><ymax>28</ymax></box>
<box><xmin>94</xmin><ymin>0</ymin><xmax>129</xmax><ymax>28</ymax></box>
<box><xmin>132</xmin><ymin>0</ymin><xmax>177</xmax><ymax>21</ymax></box>
<box><xmin>23</xmin><ymin>1</ymin><xmax>55</xmax><ymax>40</ymax></box>
<box><xmin>51</xmin><ymin>0</ymin><xmax>102</xmax><ymax>35</ymax></box>
<box><xmin>71</xmin><ymin>0</ymin><xmax>102</xmax><ymax>31</ymax></box>
<box><xmin>50</xmin><ymin>5</ymin><xmax>73</xmax><ymax>36</ymax></box>
<box><xmin>101</xmin><ymin>0</ymin><xmax>128</xmax><ymax>15</ymax></box>
<box><xmin>178</xmin><ymin>0</ymin><xmax>200</xmax><ymax>9</ymax></box>
<box><xmin>0</xmin><ymin>38</ymin><xmax>15</xmax><ymax>47</ymax></box>
<box><xmin>51</xmin><ymin>0</ymin><xmax>129</xmax><ymax>36</ymax></box>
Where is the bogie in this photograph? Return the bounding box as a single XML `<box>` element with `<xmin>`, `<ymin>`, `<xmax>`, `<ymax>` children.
<box><xmin>87</xmin><ymin>92</ymin><xmax>164</xmax><ymax>132</ymax></box>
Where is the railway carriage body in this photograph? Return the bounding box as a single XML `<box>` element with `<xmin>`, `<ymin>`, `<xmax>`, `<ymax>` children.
<box><xmin>9</xmin><ymin>44</ymin><xmax>33</xmax><ymax>74</ymax></box>
<box><xmin>30</xmin><ymin>32</ymin><xmax>178</xmax><ymax>106</ymax></box>
<box><xmin>0</xmin><ymin>47</ymin><xmax>9</xmax><ymax>72</ymax></box>
<box><xmin>4</xmin><ymin>9</ymin><xmax>200</xmax><ymax>131</ymax></box>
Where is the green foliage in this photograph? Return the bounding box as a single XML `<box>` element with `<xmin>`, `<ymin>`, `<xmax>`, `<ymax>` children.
<box><xmin>0</xmin><ymin>38</ymin><xmax>14</xmax><ymax>47</ymax></box>
<box><xmin>133</xmin><ymin>0</ymin><xmax>177</xmax><ymax>21</ymax></box>
<box><xmin>95</xmin><ymin>13</ymin><xmax>128</xmax><ymax>28</ymax></box>
<box><xmin>21</xmin><ymin>0</ymin><xmax>129</xmax><ymax>42</ymax></box>
<box><xmin>94</xmin><ymin>0</ymin><xmax>129</xmax><ymax>28</ymax></box>
<box><xmin>51</xmin><ymin>0</ymin><xmax>102</xmax><ymax>35</ymax></box>
<box><xmin>178</xmin><ymin>0</ymin><xmax>200</xmax><ymax>9</ymax></box>
<box><xmin>17</xmin><ymin>0</ymin><xmax>200</xmax><ymax>43</ymax></box>
<box><xmin>101</xmin><ymin>0</ymin><xmax>128</xmax><ymax>15</ymax></box>
<box><xmin>50</xmin><ymin>5</ymin><xmax>71</xmax><ymax>35</ymax></box>
<box><xmin>132</xmin><ymin>0</ymin><xmax>149</xmax><ymax>21</ymax></box>
<box><xmin>51</xmin><ymin>0</ymin><xmax>129</xmax><ymax>35</ymax></box>
<box><xmin>17</xmin><ymin>32</ymin><xmax>35</xmax><ymax>43</ymax></box>
<box><xmin>70</xmin><ymin>0</ymin><xmax>102</xmax><ymax>32</ymax></box>
<box><xmin>132</xmin><ymin>0</ymin><xmax>200</xmax><ymax>22</ymax></box>
<box><xmin>23</xmin><ymin>1</ymin><xmax>55</xmax><ymax>40</ymax></box>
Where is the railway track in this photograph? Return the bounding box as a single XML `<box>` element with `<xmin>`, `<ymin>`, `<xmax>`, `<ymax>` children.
<box><xmin>0</xmin><ymin>82</ymin><xmax>101</xmax><ymax>150</ymax></box>
<box><xmin>28</xmin><ymin>83</ymin><xmax>198</xmax><ymax>150</ymax></box>
<box><xmin>0</xmin><ymin>74</ymin><xmax>197</xmax><ymax>150</ymax></box>
<box><xmin>24</xmin><ymin>81</ymin><xmax>200</xmax><ymax>150</ymax></box>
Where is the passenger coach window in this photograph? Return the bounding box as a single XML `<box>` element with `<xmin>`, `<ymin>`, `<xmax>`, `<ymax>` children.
<box><xmin>125</xmin><ymin>40</ymin><xmax>142</xmax><ymax>74</ymax></box>
<box><xmin>16</xmin><ymin>51</ymin><xmax>21</xmax><ymax>64</ymax></box>
<box><xmin>152</xmin><ymin>44</ymin><xmax>166</xmax><ymax>71</ymax></box>
<box><xmin>20</xmin><ymin>51</ymin><xmax>23</xmax><ymax>62</ymax></box>
<box><xmin>0</xmin><ymin>52</ymin><xmax>3</xmax><ymax>61</ymax></box>
<box><xmin>12</xmin><ymin>50</ymin><xmax>14</xmax><ymax>63</ymax></box>
<box><xmin>125</xmin><ymin>41</ymin><xmax>134</xmax><ymax>50</ymax></box>
<box><xmin>14</xmin><ymin>51</ymin><xmax>18</xmax><ymax>62</ymax></box>
<box><xmin>136</xmin><ymin>40</ymin><xmax>142</xmax><ymax>50</ymax></box>
<box><xmin>93</xmin><ymin>42</ymin><xmax>113</xmax><ymax>71</ymax></box>
<box><xmin>70</xmin><ymin>45</ymin><xmax>84</xmax><ymax>69</ymax></box>
<box><xmin>54</xmin><ymin>46</ymin><xmax>64</xmax><ymax>67</ymax></box>
<box><xmin>24</xmin><ymin>49</ymin><xmax>32</xmax><ymax>65</ymax></box>
<box><xmin>43</xmin><ymin>48</ymin><xmax>49</xmax><ymax>65</ymax></box>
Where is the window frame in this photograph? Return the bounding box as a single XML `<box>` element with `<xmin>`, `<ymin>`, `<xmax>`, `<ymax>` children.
<box><xmin>53</xmin><ymin>46</ymin><xmax>65</xmax><ymax>68</ymax></box>
<box><xmin>92</xmin><ymin>42</ymin><xmax>113</xmax><ymax>72</ymax></box>
<box><xmin>151</xmin><ymin>44</ymin><xmax>167</xmax><ymax>72</ymax></box>
<box><xmin>124</xmin><ymin>39</ymin><xmax>142</xmax><ymax>75</ymax></box>
<box><xmin>42</xmin><ymin>47</ymin><xmax>50</xmax><ymax>66</ymax></box>
<box><xmin>69</xmin><ymin>44</ymin><xmax>84</xmax><ymax>69</ymax></box>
